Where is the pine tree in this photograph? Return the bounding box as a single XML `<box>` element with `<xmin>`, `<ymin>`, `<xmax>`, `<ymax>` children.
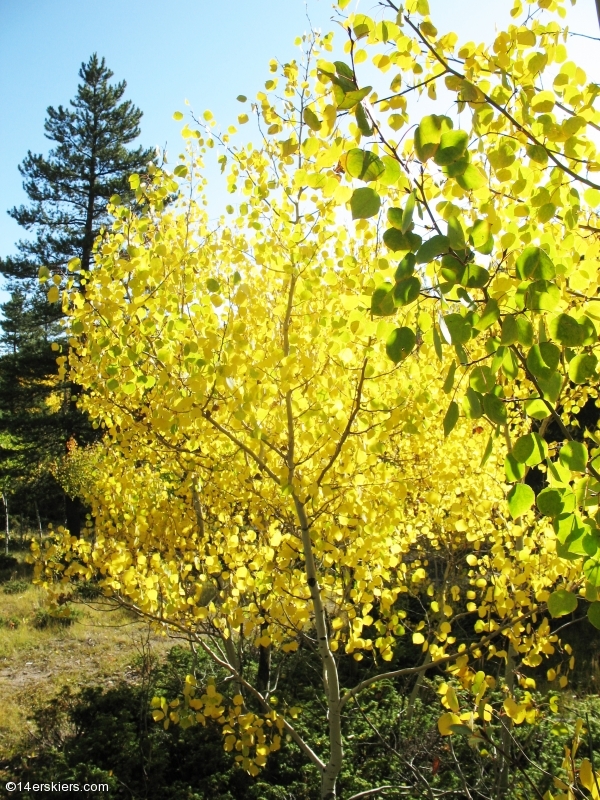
<box><xmin>0</xmin><ymin>55</ymin><xmax>153</xmax><ymax>535</ymax></box>
<box><xmin>3</xmin><ymin>53</ymin><xmax>154</xmax><ymax>282</ymax></box>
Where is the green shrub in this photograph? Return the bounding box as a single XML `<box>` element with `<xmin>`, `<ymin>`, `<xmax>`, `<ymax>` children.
<box><xmin>3</xmin><ymin>579</ymin><xmax>29</xmax><ymax>595</ymax></box>
<box><xmin>32</xmin><ymin>606</ymin><xmax>82</xmax><ymax>629</ymax></box>
<box><xmin>5</xmin><ymin>645</ymin><xmax>600</xmax><ymax>800</ymax></box>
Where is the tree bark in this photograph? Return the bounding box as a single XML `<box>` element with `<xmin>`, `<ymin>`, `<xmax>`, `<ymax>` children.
<box><xmin>294</xmin><ymin>496</ymin><xmax>343</xmax><ymax>800</ymax></box>
<box><xmin>497</xmin><ymin>644</ymin><xmax>517</xmax><ymax>799</ymax></box>
<box><xmin>596</xmin><ymin>0</ymin><xmax>600</xmax><ymax>33</ymax></box>
<box><xmin>81</xmin><ymin>106</ymin><xmax>98</xmax><ymax>272</ymax></box>
<box><xmin>256</xmin><ymin>621</ymin><xmax>272</xmax><ymax>693</ymax></box>
<box><xmin>34</xmin><ymin>500</ymin><xmax>43</xmax><ymax>542</ymax></box>
<box><xmin>2</xmin><ymin>494</ymin><xmax>8</xmax><ymax>556</ymax></box>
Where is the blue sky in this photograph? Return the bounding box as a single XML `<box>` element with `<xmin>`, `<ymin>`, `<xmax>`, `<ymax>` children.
<box><xmin>0</xmin><ymin>0</ymin><xmax>597</xmax><ymax>271</ymax></box>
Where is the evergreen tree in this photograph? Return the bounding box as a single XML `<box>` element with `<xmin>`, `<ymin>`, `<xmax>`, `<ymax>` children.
<box><xmin>0</xmin><ymin>55</ymin><xmax>153</xmax><ymax>535</ymax></box>
<box><xmin>3</xmin><ymin>53</ymin><xmax>154</xmax><ymax>282</ymax></box>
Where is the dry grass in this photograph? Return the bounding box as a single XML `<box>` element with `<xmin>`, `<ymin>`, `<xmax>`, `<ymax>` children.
<box><xmin>0</xmin><ymin>551</ymin><xmax>171</xmax><ymax>761</ymax></box>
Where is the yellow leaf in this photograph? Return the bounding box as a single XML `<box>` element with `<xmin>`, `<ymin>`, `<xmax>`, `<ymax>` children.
<box><xmin>438</xmin><ymin>712</ymin><xmax>460</xmax><ymax>736</ymax></box>
<box><xmin>503</xmin><ymin>697</ymin><xmax>526</xmax><ymax>724</ymax></box>
<box><xmin>47</xmin><ymin>286</ymin><xmax>60</xmax><ymax>303</ymax></box>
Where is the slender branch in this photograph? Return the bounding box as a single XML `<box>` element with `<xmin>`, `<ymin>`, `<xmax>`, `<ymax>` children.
<box><xmin>202</xmin><ymin>412</ymin><xmax>281</xmax><ymax>485</ymax></box>
<box><xmin>316</xmin><ymin>356</ymin><xmax>369</xmax><ymax>486</ymax></box>
<box><xmin>372</xmin><ymin>70</ymin><xmax>448</xmax><ymax>105</ymax></box>
<box><xmin>346</xmin><ymin>787</ymin><xmax>394</xmax><ymax>800</ymax></box>
<box><xmin>341</xmin><ymin>608</ymin><xmax>537</xmax><ymax>709</ymax></box>
<box><xmin>403</xmin><ymin>15</ymin><xmax>600</xmax><ymax>191</ymax></box>
<box><xmin>112</xmin><ymin>595</ymin><xmax>326</xmax><ymax>771</ymax></box>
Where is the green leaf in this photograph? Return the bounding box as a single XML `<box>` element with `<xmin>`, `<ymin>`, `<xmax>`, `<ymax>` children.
<box><xmin>537</xmin><ymin>488</ymin><xmax>565</xmax><ymax>518</ymax></box>
<box><xmin>500</xmin><ymin>314</ymin><xmax>533</xmax><ymax>346</ymax></box>
<box><xmin>507</xmin><ymin>483</ymin><xmax>535</xmax><ymax>518</ymax></box>
<box><xmin>354</xmin><ymin>103</ymin><xmax>372</xmax><ymax>136</ymax></box>
<box><xmin>459</xmin><ymin>264</ymin><xmax>489</xmax><ymax>289</ymax></box>
<box><xmin>585</xmin><ymin>557</ymin><xmax>600</xmax><ymax>587</ymax></box>
<box><xmin>443</xmin><ymin>361</ymin><xmax>457</xmax><ymax>394</ymax></box>
<box><xmin>346</xmin><ymin>149</ymin><xmax>385</xmax><ymax>182</ymax></box>
<box><xmin>525</xmin><ymin>397</ymin><xmax>550</xmax><ymax>420</ymax></box>
<box><xmin>527</xmin><ymin>144</ymin><xmax>548</xmax><ymax>165</ymax></box>
<box><xmin>456</xmin><ymin>164</ymin><xmax>486</xmax><ymax>190</ymax></box>
<box><xmin>387</xmin><ymin>208</ymin><xmax>404</xmax><ymax>229</ymax></box>
<box><xmin>554</xmin><ymin>513</ymin><xmax>588</xmax><ymax>560</ymax></box>
<box><xmin>480</xmin><ymin>432</ymin><xmax>494</xmax><ymax>467</ymax></box>
<box><xmin>351</xmin><ymin>187</ymin><xmax>381</xmax><ymax>220</ymax></box>
<box><xmin>525</xmin><ymin>280</ymin><xmax>561</xmax><ymax>312</ymax></box>
<box><xmin>383</xmin><ymin>228</ymin><xmax>421</xmax><ymax>252</ymax></box>
<box><xmin>469</xmin><ymin>365</ymin><xmax>494</xmax><ymax>393</ymax></box>
<box><xmin>579</xmin><ymin>315</ymin><xmax>598</xmax><ymax>345</ymax></box>
<box><xmin>402</xmin><ymin>192</ymin><xmax>416</xmax><ymax>233</ymax></box>
<box><xmin>206</xmin><ymin>278</ymin><xmax>220</xmax><ymax>293</ymax></box>
<box><xmin>559</xmin><ymin>441</ymin><xmax>588</xmax><ymax>473</ymax></box>
<box><xmin>549</xmin><ymin>313</ymin><xmax>585</xmax><ymax>347</ymax></box>
<box><xmin>393</xmin><ymin>276</ymin><xmax>421</xmax><ymax>307</ymax></box>
<box><xmin>537</xmin><ymin>371</ymin><xmax>562</xmax><ymax>403</ymax></box>
<box><xmin>512</xmin><ymin>433</ymin><xmax>548</xmax><ymax>466</ymax></box>
<box><xmin>588</xmin><ymin>601</ymin><xmax>600</xmax><ymax>629</ymax></box>
<box><xmin>334</xmin><ymin>61</ymin><xmax>354</xmax><ymax>79</ymax></box>
<box><xmin>505</xmin><ymin>454</ymin><xmax>526</xmax><ymax>482</ymax></box>
<box><xmin>303</xmin><ymin>107</ymin><xmax>322</xmax><ymax>132</ymax></box>
<box><xmin>371</xmin><ymin>284</ymin><xmax>395</xmax><ymax>316</ymax></box>
<box><xmin>443</xmin><ymin>401</ymin><xmax>459</xmax><ymax>437</ymax></box>
<box><xmin>414</xmin><ymin>114</ymin><xmax>453</xmax><ymax>162</ymax></box>
<box><xmin>394</xmin><ymin>254</ymin><xmax>416</xmax><ymax>281</ymax></box>
<box><xmin>547</xmin><ymin>589</ymin><xmax>578</xmax><ymax>618</ymax></box>
<box><xmin>174</xmin><ymin>164</ymin><xmax>188</xmax><ymax>178</ymax></box>
<box><xmin>440</xmin><ymin>255</ymin><xmax>465</xmax><ymax>285</ymax></box>
<box><xmin>378</xmin><ymin>156</ymin><xmax>401</xmax><ymax>186</ymax></box>
<box><xmin>386</xmin><ymin>326</ymin><xmax>416</xmax><ymax>363</ymax></box>
<box><xmin>490</xmin><ymin>346</ymin><xmax>506</xmax><ymax>375</ymax></box>
<box><xmin>483</xmin><ymin>393</ymin><xmax>507</xmax><ymax>426</ymax></box>
<box><xmin>447</xmin><ymin>216</ymin><xmax>466</xmax><ymax>250</ymax></box>
<box><xmin>444</xmin><ymin>314</ymin><xmax>472</xmax><ymax>345</ymax></box>
<box><xmin>515</xmin><ymin>246</ymin><xmax>555</xmax><ymax>281</ymax></box>
<box><xmin>500</xmin><ymin>315</ymin><xmax>518</xmax><ymax>346</ymax></box>
<box><xmin>516</xmin><ymin>317</ymin><xmax>534</xmax><ymax>347</ymax></box>
<box><xmin>334</xmin><ymin>85</ymin><xmax>372</xmax><ymax>110</ymax></box>
<box><xmin>473</xmin><ymin>299</ymin><xmax>499</xmax><ymax>331</ymax></box>
<box><xmin>469</xmin><ymin>220</ymin><xmax>493</xmax><ymax>254</ymax></box>
<box><xmin>416</xmin><ymin>235</ymin><xmax>450</xmax><ymax>264</ymax></box>
<box><xmin>463</xmin><ymin>387</ymin><xmax>483</xmax><ymax>419</ymax></box>
<box><xmin>526</xmin><ymin>343</ymin><xmax>560</xmax><ymax>381</ymax></box>
<box><xmin>502</xmin><ymin>348</ymin><xmax>519</xmax><ymax>380</ymax></box>
<box><xmin>433</xmin><ymin>325</ymin><xmax>443</xmax><ymax>361</ymax></box>
<box><xmin>433</xmin><ymin>130</ymin><xmax>469</xmax><ymax>166</ymax></box>
<box><xmin>444</xmin><ymin>155</ymin><xmax>470</xmax><ymax>178</ymax></box>
<box><xmin>568</xmin><ymin>353</ymin><xmax>598</xmax><ymax>384</ymax></box>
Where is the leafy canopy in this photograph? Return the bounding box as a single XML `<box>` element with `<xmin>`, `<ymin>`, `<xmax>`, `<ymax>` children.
<box><xmin>33</xmin><ymin>0</ymin><xmax>600</xmax><ymax>795</ymax></box>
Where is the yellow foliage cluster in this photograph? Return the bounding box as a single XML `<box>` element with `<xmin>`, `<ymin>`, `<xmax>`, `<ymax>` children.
<box><xmin>33</xmin><ymin>0</ymin><xmax>600</xmax><ymax>793</ymax></box>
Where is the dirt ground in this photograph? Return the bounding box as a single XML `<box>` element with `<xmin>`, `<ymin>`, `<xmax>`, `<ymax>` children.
<box><xmin>0</xmin><ymin>557</ymin><xmax>171</xmax><ymax>761</ymax></box>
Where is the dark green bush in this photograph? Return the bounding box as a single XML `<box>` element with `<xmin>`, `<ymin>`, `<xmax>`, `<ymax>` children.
<box><xmin>2</xmin><ymin>579</ymin><xmax>28</xmax><ymax>595</ymax></box>
<box><xmin>32</xmin><ymin>606</ymin><xmax>82</xmax><ymax>630</ymax></box>
<box><xmin>5</xmin><ymin>645</ymin><xmax>600</xmax><ymax>800</ymax></box>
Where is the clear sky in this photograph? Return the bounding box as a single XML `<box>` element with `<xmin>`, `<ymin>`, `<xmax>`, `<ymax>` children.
<box><xmin>0</xmin><ymin>0</ymin><xmax>597</xmax><ymax>274</ymax></box>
